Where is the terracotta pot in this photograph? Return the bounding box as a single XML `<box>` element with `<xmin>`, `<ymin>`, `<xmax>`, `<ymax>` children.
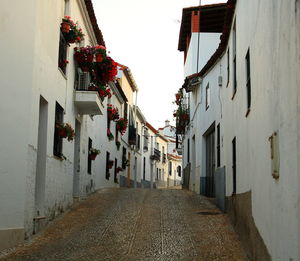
<box><xmin>89</xmin><ymin>154</ymin><xmax>97</xmax><ymax>160</ymax></box>
<box><xmin>95</xmin><ymin>54</ymin><xmax>103</xmax><ymax>62</ymax></box>
<box><xmin>61</xmin><ymin>22</ymin><xmax>70</xmax><ymax>33</ymax></box>
<box><xmin>58</xmin><ymin>129</ymin><xmax>67</xmax><ymax>138</ymax></box>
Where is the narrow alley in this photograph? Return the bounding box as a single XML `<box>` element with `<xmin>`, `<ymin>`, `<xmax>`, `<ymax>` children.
<box><xmin>0</xmin><ymin>188</ymin><xmax>246</xmax><ymax>261</ymax></box>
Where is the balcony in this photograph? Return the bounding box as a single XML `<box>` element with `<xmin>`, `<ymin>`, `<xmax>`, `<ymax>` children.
<box><xmin>74</xmin><ymin>71</ymin><xmax>103</xmax><ymax>115</ymax></box>
<box><xmin>150</xmin><ymin>148</ymin><xmax>161</xmax><ymax>161</ymax></box>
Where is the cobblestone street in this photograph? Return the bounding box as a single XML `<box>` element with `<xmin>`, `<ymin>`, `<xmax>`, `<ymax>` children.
<box><xmin>0</xmin><ymin>188</ymin><xmax>247</xmax><ymax>261</ymax></box>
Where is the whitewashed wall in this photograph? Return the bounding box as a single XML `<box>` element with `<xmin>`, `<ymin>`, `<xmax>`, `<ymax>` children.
<box><xmin>0</xmin><ymin>0</ymin><xmax>38</xmax><ymax>249</ymax></box>
<box><xmin>181</xmin><ymin>0</ymin><xmax>300</xmax><ymax>259</ymax></box>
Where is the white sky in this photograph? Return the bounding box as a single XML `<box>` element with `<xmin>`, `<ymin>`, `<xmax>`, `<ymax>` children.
<box><xmin>92</xmin><ymin>0</ymin><xmax>226</xmax><ymax>129</ymax></box>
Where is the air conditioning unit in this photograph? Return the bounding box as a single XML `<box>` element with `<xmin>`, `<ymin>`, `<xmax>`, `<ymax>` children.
<box><xmin>78</xmin><ymin>71</ymin><xmax>91</xmax><ymax>90</ymax></box>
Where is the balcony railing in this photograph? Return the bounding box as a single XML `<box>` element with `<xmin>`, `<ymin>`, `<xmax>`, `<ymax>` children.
<box><xmin>150</xmin><ymin>148</ymin><xmax>161</xmax><ymax>161</ymax></box>
<box><xmin>74</xmin><ymin>71</ymin><xmax>103</xmax><ymax>115</ymax></box>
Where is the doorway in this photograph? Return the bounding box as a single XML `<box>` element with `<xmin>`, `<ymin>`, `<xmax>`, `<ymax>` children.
<box><xmin>205</xmin><ymin>125</ymin><xmax>215</xmax><ymax>197</ymax></box>
<box><xmin>73</xmin><ymin>120</ymin><xmax>81</xmax><ymax>198</ymax></box>
<box><xmin>35</xmin><ymin>96</ymin><xmax>48</xmax><ymax>216</ymax></box>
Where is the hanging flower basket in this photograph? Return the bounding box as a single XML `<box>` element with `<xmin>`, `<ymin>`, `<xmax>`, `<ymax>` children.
<box><xmin>107</xmin><ymin>128</ymin><xmax>114</xmax><ymax>141</ymax></box>
<box><xmin>116</xmin><ymin>167</ymin><xmax>123</xmax><ymax>173</ymax></box>
<box><xmin>89</xmin><ymin>148</ymin><xmax>100</xmax><ymax>160</ymax></box>
<box><xmin>116</xmin><ymin>118</ymin><xmax>128</xmax><ymax>135</ymax></box>
<box><xmin>61</xmin><ymin>22</ymin><xmax>71</xmax><ymax>33</ymax></box>
<box><xmin>95</xmin><ymin>54</ymin><xmax>104</xmax><ymax>63</ymax></box>
<box><xmin>107</xmin><ymin>104</ymin><xmax>119</xmax><ymax>121</ymax></box>
<box><xmin>108</xmin><ymin>160</ymin><xmax>114</xmax><ymax>169</ymax></box>
<box><xmin>56</xmin><ymin>123</ymin><xmax>75</xmax><ymax>141</ymax></box>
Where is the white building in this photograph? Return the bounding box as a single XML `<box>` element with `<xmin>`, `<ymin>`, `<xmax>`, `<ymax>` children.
<box><xmin>0</xmin><ymin>0</ymin><xmax>141</xmax><ymax>251</ymax></box>
<box><xmin>158</xmin><ymin>120</ymin><xmax>182</xmax><ymax>186</ymax></box>
<box><xmin>178</xmin><ymin>0</ymin><xmax>300</xmax><ymax>260</ymax></box>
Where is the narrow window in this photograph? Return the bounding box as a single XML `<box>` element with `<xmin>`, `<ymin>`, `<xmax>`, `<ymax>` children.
<box><xmin>143</xmin><ymin>157</ymin><xmax>146</xmax><ymax>180</ymax></box>
<box><xmin>232</xmin><ymin>20</ymin><xmax>237</xmax><ymax>97</ymax></box>
<box><xmin>232</xmin><ymin>137</ymin><xmax>236</xmax><ymax>194</ymax></box>
<box><xmin>106</xmin><ymin>151</ymin><xmax>110</xmax><ymax>180</ymax></box>
<box><xmin>205</xmin><ymin>83</ymin><xmax>210</xmax><ymax>110</ymax></box>
<box><xmin>245</xmin><ymin>49</ymin><xmax>251</xmax><ymax>114</ymax></box>
<box><xmin>178</xmin><ymin>166</ymin><xmax>182</xmax><ymax>177</ymax></box>
<box><xmin>227</xmin><ymin>48</ymin><xmax>230</xmax><ymax>86</ymax></box>
<box><xmin>187</xmin><ymin>138</ymin><xmax>190</xmax><ymax>163</ymax></box>
<box><xmin>114</xmin><ymin>158</ymin><xmax>118</xmax><ymax>183</ymax></box>
<box><xmin>87</xmin><ymin>138</ymin><xmax>92</xmax><ymax>174</ymax></box>
<box><xmin>124</xmin><ymin>102</ymin><xmax>128</xmax><ymax>120</ymax></box>
<box><xmin>169</xmin><ymin>161</ymin><xmax>172</xmax><ymax>176</ymax></box>
<box><xmin>58</xmin><ymin>31</ymin><xmax>68</xmax><ymax>74</ymax></box>
<box><xmin>217</xmin><ymin>124</ymin><xmax>220</xmax><ymax>167</ymax></box>
<box><xmin>53</xmin><ymin>102</ymin><xmax>64</xmax><ymax>158</ymax></box>
<box><xmin>122</xmin><ymin>147</ymin><xmax>127</xmax><ymax>169</ymax></box>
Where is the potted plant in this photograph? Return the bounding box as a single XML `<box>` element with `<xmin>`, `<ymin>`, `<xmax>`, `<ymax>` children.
<box><xmin>89</xmin><ymin>148</ymin><xmax>100</xmax><ymax>160</ymax></box>
<box><xmin>108</xmin><ymin>160</ymin><xmax>114</xmax><ymax>169</ymax></box>
<box><xmin>61</xmin><ymin>17</ymin><xmax>85</xmax><ymax>44</ymax></box>
<box><xmin>116</xmin><ymin>167</ymin><xmax>123</xmax><ymax>173</ymax></box>
<box><xmin>107</xmin><ymin>104</ymin><xmax>119</xmax><ymax>121</ymax></box>
<box><xmin>74</xmin><ymin>46</ymin><xmax>95</xmax><ymax>71</ymax></box>
<box><xmin>107</xmin><ymin>128</ymin><xmax>114</xmax><ymax>141</ymax></box>
<box><xmin>116</xmin><ymin>118</ymin><xmax>128</xmax><ymax>135</ymax></box>
<box><xmin>56</xmin><ymin>123</ymin><xmax>75</xmax><ymax>141</ymax></box>
<box><xmin>94</xmin><ymin>45</ymin><xmax>107</xmax><ymax>62</ymax></box>
<box><xmin>61</xmin><ymin>16</ymin><xmax>73</xmax><ymax>33</ymax></box>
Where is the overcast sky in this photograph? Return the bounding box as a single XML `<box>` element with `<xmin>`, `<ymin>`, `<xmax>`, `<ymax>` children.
<box><xmin>92</xmin><ymin>0</ymin><xmax>226</xmax><ymax>129</ymax></box>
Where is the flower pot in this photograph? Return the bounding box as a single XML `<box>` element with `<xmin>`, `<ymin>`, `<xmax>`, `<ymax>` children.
<box><xmin>88</xmin><ymin>86</ymin><xmax>97</xmax><ymax>91</ymax></box>
<box><xmin>95</xmin><ymin>54</ymin><xmax>103</xmax><ymax>62</ymax></box>
<box><xmin>89</xmin><ymin>154</ymin><xmax>97</xmax><ymax>160</ymax></box>
<box><xmin>61</xmin><ymin>22</ymin><xmax>70</xmax><ymax>33</ymax></box>
<box><xmin>58</xmin><ymin>129</ymin><xmax>67</xmax><ymax>138</ymax></box>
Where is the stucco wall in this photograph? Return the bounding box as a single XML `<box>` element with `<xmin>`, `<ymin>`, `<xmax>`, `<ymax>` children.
<box><xmin>181</xmin><ymin>0</ymin><xmax>300</xmax><ymax>259</ymax></box>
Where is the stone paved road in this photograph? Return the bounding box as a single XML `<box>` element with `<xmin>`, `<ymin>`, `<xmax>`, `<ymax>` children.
<box><xmin>0</xmin><ymin>188</ymin><xmax>247</xmax><ymax>261</ymax></box>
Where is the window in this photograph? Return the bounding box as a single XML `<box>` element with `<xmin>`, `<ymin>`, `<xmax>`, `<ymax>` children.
<box><xmin>217</xmin><ymin>124</ymin><xmax>220</xmax><ymax>167</ymax></box>
<box><xmin>205</xmin><ymin>83</ymin><xmax>210</xmax><ymax>110</ymax></box>
<box><xmin>123</xmin><ymin>102</ymin><xmax>128</xmax><ymax>120</ymax></box>
<box><xmin>114</xmin><ymin>158</ymin><xmax>118</xmax><ymax>183</ymax></box>
<box><xmin>88</xmin><ymin>138</ymin><xmax>92</xmax><ymax>174</ymax></box>
<box><xmin>143</xmin><ymin>157</ymin><xmax>146</xmax><ymax>180</ymax></box>
<box><xmin>232</xmin><ymin>20</ymin><xmax>237</xmax><ymax>97</ymax></box>
<box><xmin>169</xmin><ymin>161</ymin><xmax>172</xmax><ymax>176</ymax></box>
<box><xmin>122</xmin><ymin>147</ymin><xmax>127</xmax><ymax>169</ymax></box>
<box><xmin>178</xmin><ymin>166</ymin><xmax>182</xmax><ymax>177</ymax></box>
<box><xmin>187</xmin><ymin>139</ymin><xmax>190</xmax><ymax>163</ymax></box>
<box><xmin>245</xmin><ymin>49</ymin><xmax>251</xmax><ymax>114</ymax></box>
<box><xmin>232</xmin><ymin>137</ymin><xmax>236</xmax><ymax>194</ymax></box>
<box><xmin>106</xmin><ymin>151</ymin><xmax>110</xmax><ymax>180</ymax></box>
<box><xmin>53</xmin><ymin>102</ymin><xmax>64</xmax><ymax>158</ymax></box>
<box><xmin>143</xmin><ymin>127</ymin><xmax>149</xmax><ymax>151</ymax></box>
<box><xmin>58</xmin><ymin>31</ymin><xmax>68</xmax><ymax>74</ymax></box>
<box><xmin>227</xmin><ymin>48</ymin><xmax>230</xmax><ymax>86</ymax></box>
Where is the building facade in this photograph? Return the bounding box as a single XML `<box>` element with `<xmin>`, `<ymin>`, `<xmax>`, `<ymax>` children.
<box><xmin>177</xmin><ymin>0</ymin><xmax>300</xmax><ymax>260</ymax></box>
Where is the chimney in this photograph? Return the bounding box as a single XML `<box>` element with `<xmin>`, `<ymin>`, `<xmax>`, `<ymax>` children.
<box><xmin>165</xmin><ymin>120</ymin><xmax>170</xmax><ymax>127</ymax></box>
<box><xmin>191</xmin><ymin>10</ymin><xmax>200</xmax><ymax>33</ymax></box>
